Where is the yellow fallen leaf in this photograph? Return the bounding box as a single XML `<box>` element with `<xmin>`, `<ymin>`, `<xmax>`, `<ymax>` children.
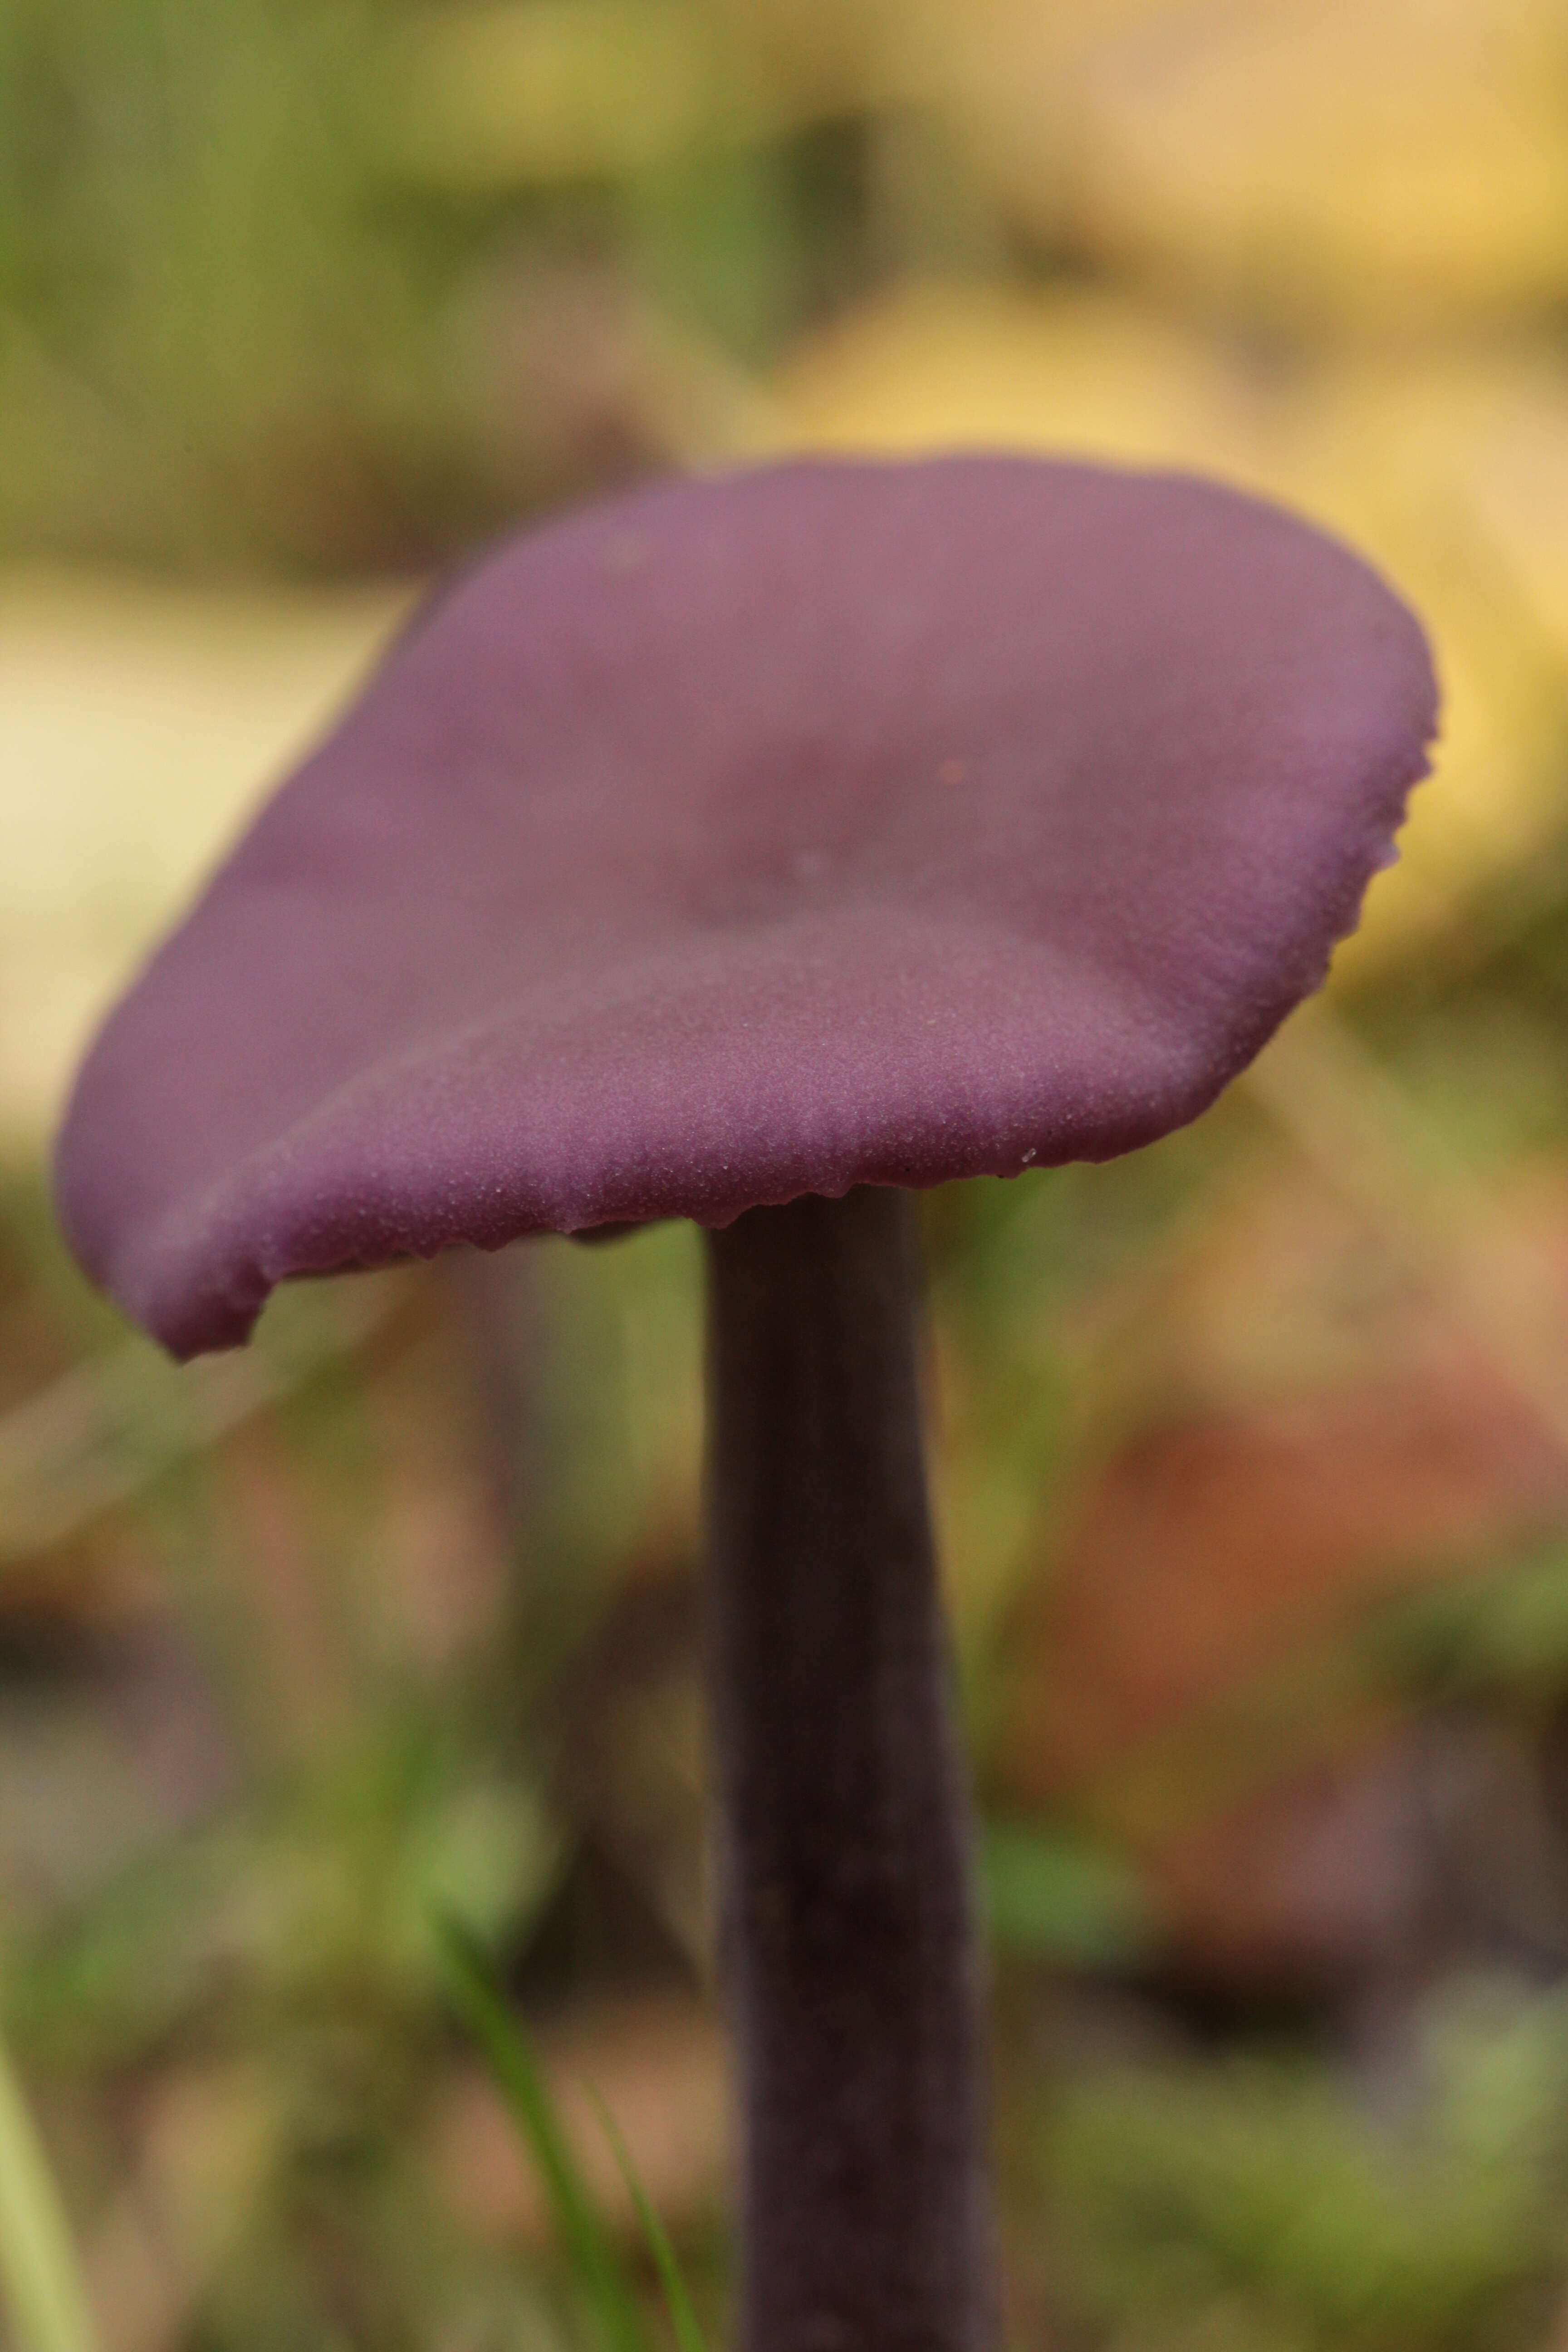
<box><xmin>0</xmin><ymin>570</ymin><xmax>416</xmax><ymax>1147</ymax></box>
<box><xmin>1247</xmin><ymin>354</ymin><xmax>1568</xmax><ymax>975</ymax></box>
<box><xmin>1016</xmin><ymin>0</ymin><xmax>1568</xmax><ymax>334</ymax></box>
<box><xmin>775</xmin><ymin>280</ymin><xmax>1259</xmax><ymax>476</ymax></box>
<box><xmin>774</xmin><ymin>290</ymin><xmax>1568</xmax><ymax>975</ymax></box>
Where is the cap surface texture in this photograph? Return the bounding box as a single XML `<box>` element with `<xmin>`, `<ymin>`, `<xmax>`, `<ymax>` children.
<box><xmin>56</xmin><ymin>458</ymin><xmax>1437</xmax><ymax>1355</ymax></box>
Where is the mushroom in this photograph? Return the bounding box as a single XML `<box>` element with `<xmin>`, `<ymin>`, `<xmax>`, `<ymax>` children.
<box><xmin>54</xmin><ymin>456</ymin><xmax>1436</xmax><ymax>2352</ymax></box>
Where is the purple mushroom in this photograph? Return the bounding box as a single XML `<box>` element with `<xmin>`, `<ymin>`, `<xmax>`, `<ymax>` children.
<box><xmin>54</xmin><ymin>458</ymin><xmax>1436</xmax><ymax>2352</ymax></box>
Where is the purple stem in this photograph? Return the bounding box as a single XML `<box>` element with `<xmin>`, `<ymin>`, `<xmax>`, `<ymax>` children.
<box><xmin>705</xmin><ymin>1187</ymin><xmax>992</xmax><ymax>2352</ymax></box>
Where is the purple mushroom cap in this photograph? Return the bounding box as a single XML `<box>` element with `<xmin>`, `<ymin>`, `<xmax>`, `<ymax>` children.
<box><xmin>55</xmin><ymin>457</ymin><xmax>1436</xmax><ymax>1358</ymax></box>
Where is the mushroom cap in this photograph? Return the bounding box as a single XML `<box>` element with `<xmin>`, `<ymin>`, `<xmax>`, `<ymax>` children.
<box><xmin>55</xmin><ymin>457</ymin><xmax>1436</xmax><ymax>1357</ymax></box>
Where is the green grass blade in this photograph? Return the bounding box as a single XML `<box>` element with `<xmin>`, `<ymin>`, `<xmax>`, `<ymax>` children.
<box><xmin>435</xmin><ymin>1915</ymin><xmax>652</xmax><ymax>2352</ymax></box>
<box><xmin>584</xmin><ymin>2083</ymin><xmax>708</xmax><ymax>2352</ymax></box>
<box><xmin>0</xmin><ymin>2027</ymin><xmax>100</xmax><ymax>2352</ymax></box>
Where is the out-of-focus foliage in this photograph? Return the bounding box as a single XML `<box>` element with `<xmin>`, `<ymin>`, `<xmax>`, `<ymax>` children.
<box><xmin>0</xmin><ymin>0</ymin><xmax>446</xmax><ymax>568</ymax></box>
<box><xmin>1047</xmin><ymin>1978</ymin><xmax>1568</xmax><ymax>2352</ymax></box>
<box><xmin>981</xmin><ymin>1820</ymin><xmax>1149</xmax><ymax>1971</ymax></box>
<box><xmin>0</xmin><ymin>0</ymin><xmax>755</xmax><ymax>570</ymax></box>
<box><xmin>15</xmin><ymin>0</ymin><xmax>1568</xmax><ymax>2347</ymax></box>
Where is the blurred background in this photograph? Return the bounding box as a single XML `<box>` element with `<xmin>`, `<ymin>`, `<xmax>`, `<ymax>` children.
<box><xmin>15</xmin><ymin>0</ymin><xmax>1568</xmax><ymax>2345</ymax></box>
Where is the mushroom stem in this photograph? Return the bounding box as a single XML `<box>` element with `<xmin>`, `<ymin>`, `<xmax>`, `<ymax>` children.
<box><xmin>706</xmin><ymin>1186</ymin><xmax>992</xmax><ymax>2352</ymax></box>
